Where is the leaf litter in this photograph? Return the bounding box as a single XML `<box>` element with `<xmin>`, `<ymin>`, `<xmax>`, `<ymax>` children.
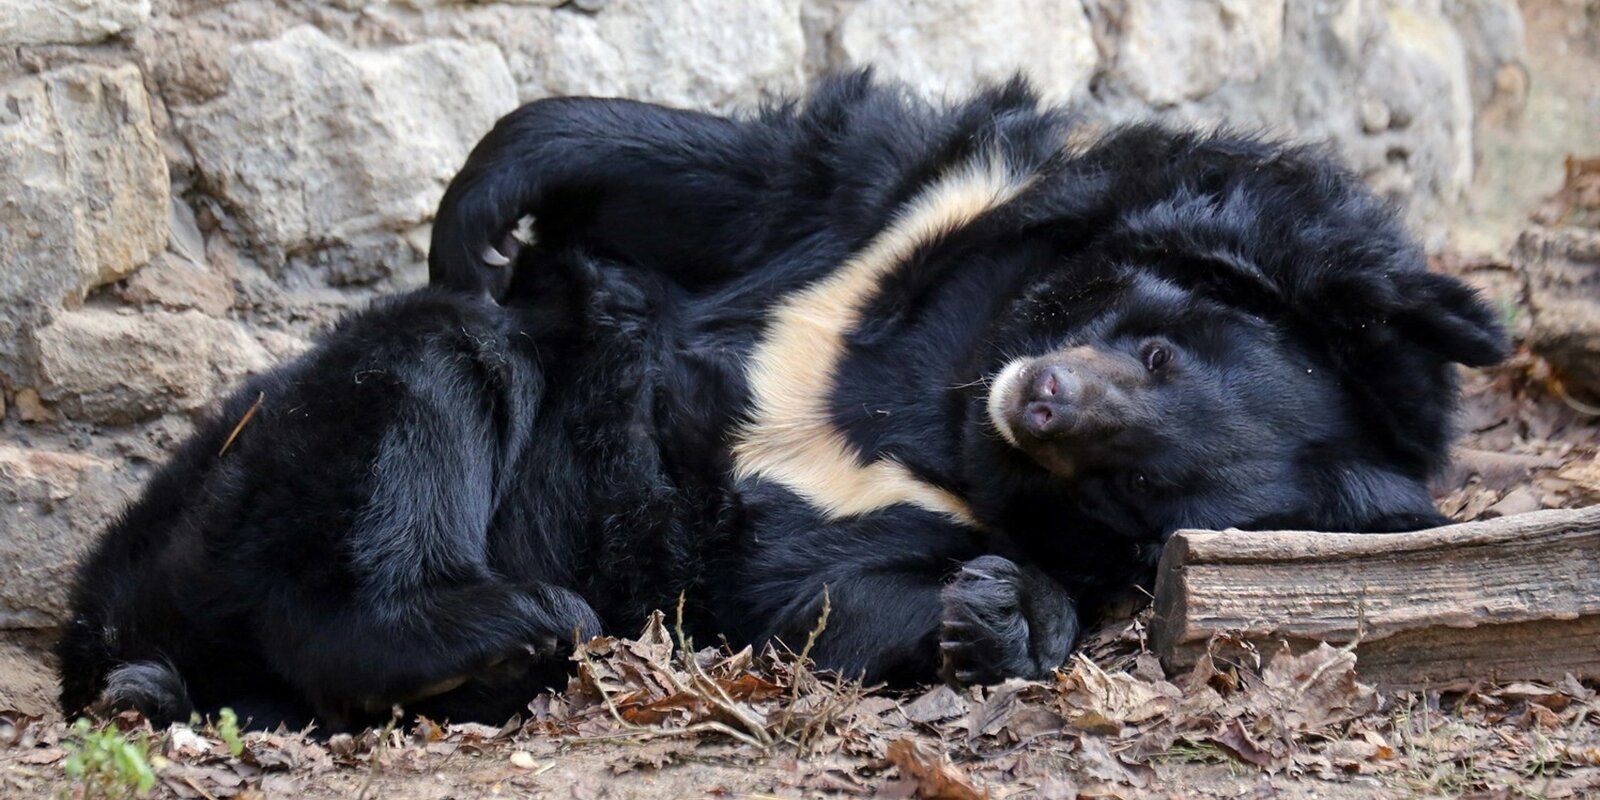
<box><xmin>7</xmin><ymin>600</ymin><xmax>1593</xmax><ymax>799</ymax></box>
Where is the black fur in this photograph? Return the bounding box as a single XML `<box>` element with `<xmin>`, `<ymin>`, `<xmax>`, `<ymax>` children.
<box><xmin>59</xmin><ymin>74</ymin><xmax>1507</xmax><ymax>729</ymax></box>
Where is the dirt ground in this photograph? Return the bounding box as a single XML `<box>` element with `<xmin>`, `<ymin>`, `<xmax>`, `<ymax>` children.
<box><xmin>5</xmin><ymin>3</ymin><xmax>1600</xmax><ymax>798</ymax></box>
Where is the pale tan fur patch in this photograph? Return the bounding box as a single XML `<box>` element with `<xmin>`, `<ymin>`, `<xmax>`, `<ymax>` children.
<box><xmin>985</xmin><ymin>357</ymin><xmax>1029</xmax><ymax>448</ymax></box>
<box><xmin>732</xmin><ymin>154</ymin><xmax>1033</xmax><ymax>527</ymax></box>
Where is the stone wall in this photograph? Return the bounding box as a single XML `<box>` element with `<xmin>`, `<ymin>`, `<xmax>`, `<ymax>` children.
<box><xmin>0</xmin><ymin>0</ymin><xmax>1526</xmax><ymax>633</ymax></box>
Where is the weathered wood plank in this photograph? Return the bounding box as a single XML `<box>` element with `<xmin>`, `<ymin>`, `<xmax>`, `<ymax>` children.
<box><xmin>1150</xmin><ymin>506</ymin><xmax>1600</xmax><ymax>690</ymax></box>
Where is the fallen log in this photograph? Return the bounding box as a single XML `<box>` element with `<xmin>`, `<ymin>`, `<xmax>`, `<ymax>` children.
<box><xmin>1150</xmin><ymin>506</ymin><xmax>1600</xmax><ymax>690</ymax></box>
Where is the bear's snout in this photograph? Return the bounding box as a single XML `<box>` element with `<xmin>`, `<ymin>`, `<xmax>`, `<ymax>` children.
<box><xmin>1021</xmin><ymin>365</ymin><xmax>1080</xmax><ymax>438</ymax></box>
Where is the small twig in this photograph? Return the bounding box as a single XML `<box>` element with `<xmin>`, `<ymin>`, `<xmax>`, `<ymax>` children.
<box><xmin>182</xmin><ymin>775</ymin><xmax>220</xmax><ymax>800</ymax></box>
<box><xmin>354</xmin><ymin>706</ymin><xmax>401</xmax><ymax>800</ymax></box>
<box><xmin>690</xmin><ymin>667</ymin><xmax>770</xmax><ymax>746</ymax></box>
<box><xmin>777</xmin><ymin>586</ymin><xmax>833</xmax><ymax>743</ymax></box>
<box><xmin>795</xmin><ymin>674</ymin><xmax>862</xmax><ymax>755</ymax></box>
<box><xmin>574</xmin><ymin>720</ymin><xmax>766</xmax><ymax>749</ymax></box>
<box><xmin>795</xmin><ymin>585</ymin><xmax>832</xmax><ymax>667</ymax></box>
<box><xmin>1551</xmin><ymin>375</ymin><xmax>1600</xmax><ymax>416</ymax></box>
<box><xmin>217</xmin><ymin>392</ymin><xmax>265</xmax><ymax>457</ymax></box>
<box><xmin>674</xmin><ymin>594</ymin><xmax>773</xmax><ymax>747</ymax></box>
<box><xmin>673</xmin><ymin>592</ymin><xmax>691</xmax><ymax>654</ymax></box>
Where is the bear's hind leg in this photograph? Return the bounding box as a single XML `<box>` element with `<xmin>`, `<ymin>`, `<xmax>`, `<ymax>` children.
<box><xmin>257</xmin><ymin>580</ymin><xmax>599</xmax><ymax>728</ymax></box>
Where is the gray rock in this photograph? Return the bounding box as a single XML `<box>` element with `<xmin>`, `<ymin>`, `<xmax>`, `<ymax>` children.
<box><xmin>1092</xmin><ymin>0</ymin><xmax>1283</xmax><ymax>107</ymax></box>
<box><xmin>12</xmin><ymin>389</ymin><xmax>52</xmax><ymax>424</ymax></box>
<box><xmin>173</xmin><ymin>26</ymin><xmax>517</xmax><ymax>264</ymax></box>
<box><xmin>34</xmin><ymin>308</ymin><xmax>272</xmax><ymax>424</ymax></box>
<box><xmin>1360</xmin><ymin>96</ymin><xmax>1392</xmax><ymax>134</ymax></box>
<box><xmin>450</xmin><ymin>0</ymin><xmax>806</xmax><ymax>111</ymax></box>
<box><xmin>117</xmin><ymin>252</ymin><xmax>236</xmax><ymax>316</ymax></box>
<box><xmin>0</xmin><ymin>0</ymin><xmax>151</xmax><ymax>45</ymax></box>
<box><xmin>0</xmin><ymin>64</ymin><xmax>169</xmax><ymax>388</ymax></box>
<box><xmin>396</xmin><ymin>0</ymin><xmax>566</xmax><ymax>6</ymax></box>
<box><xmin>165</xmin><ymin>196</ymin><xmax>208</xmax><ymax>268</ymax></box>
<box><xmin>1445</xmin><ymin>0</ymin><xmax>1528</xmax><ymax>114</ymax></box>
<box><xmin>255</xmin><ymin>329</ymin><xmax>312</xmax><ymax>362</ymax></box>
<box><xmin>1353</xmin><ymin>4</ymin><xmax>1476</xmax><ymax>217</ymax></box>
<box><xmin>829</xmin><ymin>0</ymin><xmax>1098</xmax><ymax>102</ymax></box>
<box><xmin>0</xmin><ymin>445</ymin><xmax>133</xmax><ymax>629</ymax></box>
<box><xmin>0</xmin><ymin>635</ymin><xmax>59</xmax><ymax>715</ymax></box>
<box><xmin>1086</xmin><ymin>0</ymin><xmax>1477</xmax><ymax>234</ymax></box>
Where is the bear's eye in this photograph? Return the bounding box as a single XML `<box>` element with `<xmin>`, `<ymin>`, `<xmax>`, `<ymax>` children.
<box><xmin>1141</xmin><ymin>342</ymin><xmax>1172</xmax><ymax>372</ymax></box>
<box><xmin>1126</xmin><ymin>471</ymin><xmax>1151</xmax><ymax>494</ymax></box>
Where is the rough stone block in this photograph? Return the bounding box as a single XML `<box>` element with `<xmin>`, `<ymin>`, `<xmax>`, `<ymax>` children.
<box><xmin>0</xmin><ymin>445</ymin><xmax>132</xmax><ymax>630</ymax></box>
<box><xmin>0</xmin><ymin>0</ymin><xmax>151</xmax><ymax>45</ymax></box>
<box><xmin>451</xmin><ymin>0</ymin><xmax>806</xmax><ymax>111</ymax></box>
<box><xmin>174</xmin><ymin>26</ymin><xmax>517</xmax><ymax>260</ymax></box>
<box><xmin>0</xmin><ymin>64</ymin><xmax>169</xmax><ymax>385</ymax></box>
<box><xmin>34</xmin><ymin>309</ymin><xmax>272</xmax><ymax>424</ymax></box>
<box><xmin>831</xmin><ymin>0</ymin><xmax>1097</xmax><ymax>102</ymax></box>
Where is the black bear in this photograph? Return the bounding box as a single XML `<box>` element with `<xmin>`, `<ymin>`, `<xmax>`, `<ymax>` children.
<box><xmin>58</xmin><ymin>74</ymin><xmax>1507</xmax><ymax>730</ymax></box>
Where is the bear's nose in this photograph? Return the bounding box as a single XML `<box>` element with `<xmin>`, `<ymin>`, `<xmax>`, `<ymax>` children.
<box><xmin>1020</xmin><ymin>366</ymin><xmax>1078</xmax><ymax>438</ymax></box>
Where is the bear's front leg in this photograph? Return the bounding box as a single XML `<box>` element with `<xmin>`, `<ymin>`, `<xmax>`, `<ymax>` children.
<box><xmin>939</xmin><ymin>555</ymin><xmax>1078</xmax><ymax>685</ymax></box>
<box><xmin>730</xmin><ymin>500</ymin><xmax>1002</xmax><ymax>685</ymax></box>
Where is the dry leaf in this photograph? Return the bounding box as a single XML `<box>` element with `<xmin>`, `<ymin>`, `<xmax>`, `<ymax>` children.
<box><xmin>904</xmin><ymin>685</ymin><xmax>968</xmax><ymax>724</ymax></box>
<box><xmin>1003</xmin><ymin>706</ymin><xmax>1066</xmax><ymax>740</ymax></box>
<box><xmin>1211</xmin><ymin>718</ymin><xmax>1283</xmax><ymax>770</ymax></box>
<box><xmin>411</xmin><ymin>714</ymin><xmax>446</xmax><ymax>743</ymax></box>
<box><xmin>1261</xmin><ymin>644</ymin><xmax>1378</xmax><ymax>731</ymax></box>
<box><xmin>719</xmin><ymin>673</ymin><xmax>784</xmax><ymax>703</ymax></box>
<box><xmin>17</xmin><ymin>747</ymin><xmax>66</xmax><ymax>765</ymax></box>
<box><xmin>0</xmin><ymin>712</ymin><xmax>38</xmax><ymax>747</ymax></box>
<box><xmin>1032</xmin><ymin>776</ymin><xmax>1080</xmax><ymax>799</ymax></box>
<box><xmin>1498</xmin><ymin>682</ymin><xmax>1573</xmax><ymax>712</ymax></box>
<box><xmin>1075</xmin><ymin>735</ymin><xmax>1154</xmax><ymax>789</ymax></box>
<box><xmin>447</xmin><ymin>721</ymin><xmax>513</xmax><ymax>741</ymax></box>
<box><xmin>1361</xmin><ymin>730</ymin><xmax>1396</xmax><ymax>760</ymax></box>
<box><xmin>1518</xmin><ymin>703</ymin><xmax>1563</xmax><ymax>730</ymax></box>
<box><xmin>885</xmin><ymin>738</ymin><xmax>989</xmax><ymax>800</ymax></box>
<box><xmin>166</xmin><ymin>724</ymin><xmax>214</xmax><ymax>759</ymax></box>
<box><xmin>966</xmin><ymin>680</ymin><xmax>1027</xmax><ymax>741</ymax></box>
<box><xmin>1059</xmin><ymin>656</ymin><xmax>1181</xmax><ymax>733</ymax></box>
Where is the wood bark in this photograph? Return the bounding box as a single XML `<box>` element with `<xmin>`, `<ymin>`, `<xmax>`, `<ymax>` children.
<box><xmin>1150</xmin><ymin>506</ymin><xmax>1600</xmax><ymax>690</ymax></box>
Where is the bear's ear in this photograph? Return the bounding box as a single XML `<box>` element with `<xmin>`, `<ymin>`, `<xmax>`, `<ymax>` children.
<box><xmin>1317</xmin><ymin>267</ymin><xmax>1510</xmax><ymax>368</ymax></box>
<box><xmin>1386</xmin><ymin>270</ymin><xmax>1511</xmax><ymax>368</ymax></box>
